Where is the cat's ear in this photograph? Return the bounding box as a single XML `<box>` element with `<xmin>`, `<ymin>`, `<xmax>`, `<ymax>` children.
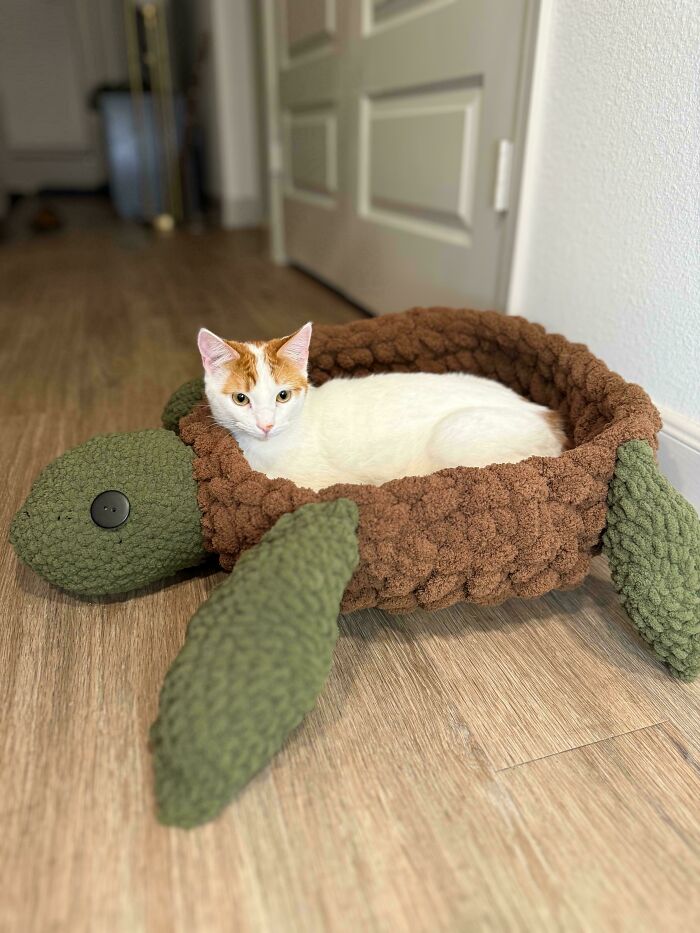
<box><xmin>198</xmin><ymin>328</ymin><xmax>238</xmax><ymax>374</ymax></box>
<box><xmin>278</xmin><ymin>322</ymin><xmax>312</xmax><ymax>371</ymax></box>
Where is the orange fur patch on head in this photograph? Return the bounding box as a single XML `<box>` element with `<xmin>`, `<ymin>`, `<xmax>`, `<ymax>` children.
<box><xmin>220</xmin><ymin>332</ymin><xmax>309</xmax><ymax>395</ymax></box>
<box><xmin>221</xmin><ymin>341</ymin><xmax>258</xmax><ymax>393</ymax></box>
<box><xmin>264</xmin><ymin>334</ymin><xmax>309</xmax><ymax>390</ymax></box>
<box><xmin>543</xmin><ymin>409</ymin><xmax>572</xmax><ymax>450</ymax></box>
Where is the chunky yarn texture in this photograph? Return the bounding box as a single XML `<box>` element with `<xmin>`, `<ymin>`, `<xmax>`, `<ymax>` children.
<box><xmin>10</xmin><ymin>429</ymin><xmax>205</xmax><ymax>596</ymax></box>
<box><xmin>604</xmin><ymin>440</ymin><xmax>700</xmax><ymax>680</ymax></box>
<box><xmin>179</xmin><ymin>307</ymin><xmax>662</xmax><ymax>613</ymax></box>
<box><xmin>150</xmin><ymin>499</ymin><xmax>359</xmax><ymax>827</ymax></box>
<box><xmin>162</xmin><ymin>377</ymin><xmax>207</xmax><ymax>434</ymax></box>
<box><xmin>10</xmin><ymin>307</ymin><xmax>700</xmax><ymax>831</ymax></box>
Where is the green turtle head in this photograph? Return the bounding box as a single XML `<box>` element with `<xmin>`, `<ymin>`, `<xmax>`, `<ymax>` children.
<box><xmin>10</xmin><ymin>429</ymin><xmax>206</xmax><ymax>597</ymax></box>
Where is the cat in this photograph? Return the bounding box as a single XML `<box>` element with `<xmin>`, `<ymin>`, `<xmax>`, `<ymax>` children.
<box><xmin>198</xmin><ymin>322</ymin><xmax>567</xmax><ymax>491</ymax></box>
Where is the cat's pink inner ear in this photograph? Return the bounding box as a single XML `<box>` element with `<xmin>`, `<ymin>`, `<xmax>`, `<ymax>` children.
<box><xmin>278</xmin><ymin>322</ymin><xmax>312</xmax><ymax>370</ymax></box>
<box><xmin>197</xmin><ymin>328</ymin><xmax>238</xmax><ymax>373</ymax></box>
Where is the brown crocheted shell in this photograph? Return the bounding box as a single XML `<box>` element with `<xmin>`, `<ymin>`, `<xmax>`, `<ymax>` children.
<box><xmin>179</xmin><ymin>308</ymin><xmax>660</xmax><ymax>613</ymax></box>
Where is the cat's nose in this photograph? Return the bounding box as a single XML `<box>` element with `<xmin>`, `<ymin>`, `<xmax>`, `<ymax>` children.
<box><xmin>259</xmin><ymin>423</ymin><xmax>273</xmax><ymax>434</ymax></box>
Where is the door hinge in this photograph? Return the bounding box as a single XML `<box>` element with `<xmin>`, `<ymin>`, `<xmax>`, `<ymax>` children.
<box><xmin>493</xmin><ymin>139</ymin><xmax>513</xmax><ymax>213</ymax></box>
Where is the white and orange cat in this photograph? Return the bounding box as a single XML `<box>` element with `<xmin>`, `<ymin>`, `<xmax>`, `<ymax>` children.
<box><xmin>198</xmin><ymin>323</ymin><xmax>566</xmax><ymax>491</ymax></box>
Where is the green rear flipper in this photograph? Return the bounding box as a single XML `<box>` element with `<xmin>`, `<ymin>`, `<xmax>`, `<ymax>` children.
<box><xmin>150</xmin><ymin>499</ymin><xmax>360</xmax><ymax>828</ymax></box>
<box><xmin>161</xmin><ymin>377</ymin><xmax>205</xmax><ymax>432</ymax></box>
<box><xmin>604</xmin><ymin>440</ymin><xmax>700</xmax><ymax>680</ymax></box>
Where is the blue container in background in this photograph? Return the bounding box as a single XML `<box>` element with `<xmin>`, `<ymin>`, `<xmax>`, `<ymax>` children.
<box><xmin>99</xmin><ymin>92</ymin><xmax>186</xmax><ymax>221</ymax></box>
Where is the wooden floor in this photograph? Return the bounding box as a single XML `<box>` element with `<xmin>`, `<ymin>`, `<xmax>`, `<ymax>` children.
<box><xmin>1</xmin><ymin>222</ymin><xmax>699</xmax><ymax>933</ymax></box>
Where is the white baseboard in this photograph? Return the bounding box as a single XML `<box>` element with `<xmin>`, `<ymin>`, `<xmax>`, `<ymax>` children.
<box><xmin>656</xmin><ymin>405</ymin><xmax>700</xmax><ymax>512</ymax></box>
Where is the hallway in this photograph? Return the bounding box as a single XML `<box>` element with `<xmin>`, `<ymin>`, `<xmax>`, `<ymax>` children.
<box><xmin>1</xmin><ymin>225</ymin><xmax>699</xmax><ymax>932</ymax></box>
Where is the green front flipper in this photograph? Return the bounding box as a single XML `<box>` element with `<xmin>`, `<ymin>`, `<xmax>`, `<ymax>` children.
<box><xmin>161</xmin><ymin>377</ymin><xmax>205</xmax><ymax>432</ymax></box>
<box><xmin>603</xmin><ymin>440</ymin><xmax>700</xmax><ymax>680</ymax></box>
<box><xmin>150</xmin><ymin>499</ymin><xmax>360</xmax><ymax>828</ymax></box>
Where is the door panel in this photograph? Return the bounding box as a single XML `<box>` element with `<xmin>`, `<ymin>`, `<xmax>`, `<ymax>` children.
<box><xmin>283</xmin><ymin>0</ymin><xmax>337</xmax><ymax>59</ymax></box>
<box><xmin>368</xmin><ymin>0</ymin><xmax>449</xmax><ymax>32</ymax></box>
<box><xmin>285</xmin><ymin>109</ymin><xmax>338</xmax><ymax>201</ymax></box>
<box><xmin>363</xmin><ymin>84</ymin><xmax>480</xmax><ymax>242</ymax></box>
<box><xmin>273</xmin><ymin>0</ymin><xmax>534</xmax><ymax>312</ymax></box>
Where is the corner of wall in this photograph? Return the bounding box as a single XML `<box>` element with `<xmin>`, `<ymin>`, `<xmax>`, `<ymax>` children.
<box><xmin>657</xmin><ymin>406</ymin><xmax>700</xmax><ymax>512</ymax></box>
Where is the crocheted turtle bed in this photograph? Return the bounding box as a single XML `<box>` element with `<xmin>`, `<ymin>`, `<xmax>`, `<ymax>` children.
<box><xmin>11</xmin><ymin>308</ymin><xmax>700</xmax><ymax>828</ymax></box>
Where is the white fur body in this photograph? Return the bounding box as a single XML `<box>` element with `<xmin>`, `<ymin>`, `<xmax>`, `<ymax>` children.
<box><xmin>199</xmin><ymin>324</ymin><xmax>565</xmax><ymax>491</ymax></box>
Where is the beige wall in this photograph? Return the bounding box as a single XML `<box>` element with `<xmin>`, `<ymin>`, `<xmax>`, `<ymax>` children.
<box><xmin>198</xmin><ymin>0</ymin><xmax>263</xmax><ymax>228</ymax></box>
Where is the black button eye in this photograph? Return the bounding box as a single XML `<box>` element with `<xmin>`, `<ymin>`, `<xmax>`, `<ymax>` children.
<box><xmin>90</xmin><ymin>491</ymin><xmax>130</xmax><ymax>529</ymax></box>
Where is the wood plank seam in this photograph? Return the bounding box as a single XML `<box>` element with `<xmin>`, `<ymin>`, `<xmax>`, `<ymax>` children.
<box><xmin>495</xmin><ymin>720</ymin><xmax>671</xmax><ymax>772</ymax></box>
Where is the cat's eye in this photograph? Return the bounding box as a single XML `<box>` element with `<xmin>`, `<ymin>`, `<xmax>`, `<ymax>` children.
<box><xmin>233</xmin><ymin>392</ymin><xmax>249</xmax><ymax>406</ymax></box>
<box><xmin>276</xmin><ymin>389</ymin><xmax>291</xmax><ymax>403</ymax></box>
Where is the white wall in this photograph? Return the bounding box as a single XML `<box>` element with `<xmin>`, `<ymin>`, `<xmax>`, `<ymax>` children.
<box><xmin>199</xmin><ymin>0</ymin><xmax>262</xmax><ymax>227</ymax></box>
<box><xmin>509</xmin><ymin>0</ymin><xmax>700</xmax><ymax>507</ymax></box>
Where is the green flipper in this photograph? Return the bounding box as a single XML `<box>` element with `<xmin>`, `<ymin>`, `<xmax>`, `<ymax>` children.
<box><xmin>161</xmin><ymin>377</ymin><xmax>205</xmax><ymax>432</ymax></box>
<box><xmin>150</xmin><ymin>498</ymin><xmax>360</xmax><ymax>828</ymax></box>
<box><xmin>603</xmin><ymin>440</ymin><xmax>700</xmax><ymax>680</ymax></box>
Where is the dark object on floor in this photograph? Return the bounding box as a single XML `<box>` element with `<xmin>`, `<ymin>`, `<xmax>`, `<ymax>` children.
<box><xmin>30</xmin><ymin>204</ymin><xmax>62</xmax><ymax>234</ymax></box>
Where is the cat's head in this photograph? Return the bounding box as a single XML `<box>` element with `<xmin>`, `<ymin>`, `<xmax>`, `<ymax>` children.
<box><xmin>197</xmin><ymin>323</ymin><xmax>312</xmax><ymax>441</ymax></box>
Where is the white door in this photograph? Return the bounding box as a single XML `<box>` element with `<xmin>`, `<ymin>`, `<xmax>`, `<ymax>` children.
<box><xmin>266</xmin><ymin>0</ymin><xmax>537</xmax><ymax>313</ymax></box>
